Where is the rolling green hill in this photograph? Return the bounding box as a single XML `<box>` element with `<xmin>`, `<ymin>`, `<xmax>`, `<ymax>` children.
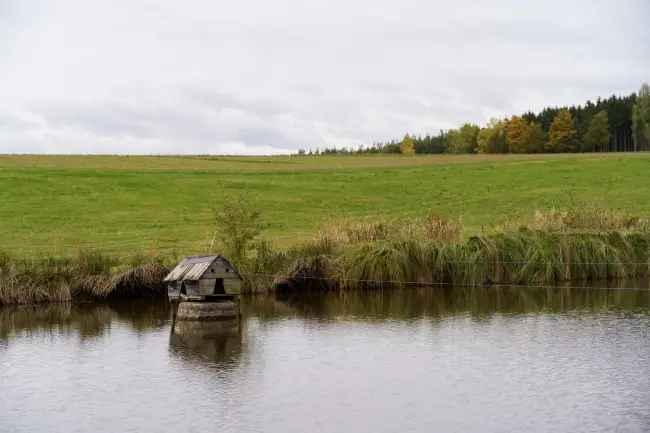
<box><xmin>1</xmin><ymin>153</ymin><xmax>649</xmax><ymax>257</ymax></box>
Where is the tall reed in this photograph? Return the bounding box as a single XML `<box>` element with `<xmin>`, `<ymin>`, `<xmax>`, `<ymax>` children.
<box><xmin>246</xmin><ymin>207</ymin><xmax>650</xmax><ymax>293</ymax></box>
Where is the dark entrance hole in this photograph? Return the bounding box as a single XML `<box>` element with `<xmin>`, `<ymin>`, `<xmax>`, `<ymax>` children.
<box><xmin>214</xmin><ymin>278</ymin><xmax>225</xmax><ymax>294</ymax></box>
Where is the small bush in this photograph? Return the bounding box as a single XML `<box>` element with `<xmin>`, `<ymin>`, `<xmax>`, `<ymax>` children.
<box><xmin>211</xmin><ymin>193</ymin><xmax>265</xmax><ymax>264</ymax></box>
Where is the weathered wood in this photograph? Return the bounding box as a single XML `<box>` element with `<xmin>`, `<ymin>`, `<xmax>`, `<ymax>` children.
<box><xmin>224</xmin><ymin>278</ymin><xmax>241</xmax><ymax>296</ymax></box>
<box><xmin>165</xmin><ymin>255</ymin><xmax>242</xmax><ymax>301</ymax></box>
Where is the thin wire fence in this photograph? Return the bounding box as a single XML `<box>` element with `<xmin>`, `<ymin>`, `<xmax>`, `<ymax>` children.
<box><xmin>237</xmin><ymin>271</ymin><xmax>650</xmax><ymax>292</ymax></box>
<box><xmin>4</xmin><ymin>242</ymin><xmax>650</xmax><ymax>267</ymax></box>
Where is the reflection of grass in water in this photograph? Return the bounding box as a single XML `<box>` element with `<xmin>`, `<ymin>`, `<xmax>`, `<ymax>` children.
<box><xmin>0</xmin><ymin>300</ymin><xmax>169</xmax><ymax>340</ymax></box>
<box><xmin>0</xmin><ymin>303</ymin><xmax>112</xmax><ymax>339</ymax></box>
<box><xmin>169</xmin><ymin>323</ymin><xmax>242</xmax><ymax>369</ymax></box>
<box><xmin>109</xmin><ymin>300</ymin><xmax>169</xmax><ymax>332</ymax></box>
<box><xmin>253</xmin><ymin>284</ymin><xmax>650</xmax><ymax>321</ymax></box>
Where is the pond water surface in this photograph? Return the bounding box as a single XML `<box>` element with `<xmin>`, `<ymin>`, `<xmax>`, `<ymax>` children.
<box><xmin>1</xmin><ymin>287</ymin><xmax>650</xmax><ymax>433</ymax></box>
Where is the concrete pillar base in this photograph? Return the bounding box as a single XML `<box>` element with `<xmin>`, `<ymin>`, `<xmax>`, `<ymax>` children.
<box><xmin>176</xmin><ymin>301</ymin><xmax>238</xmax><ymax>321</ymax></box>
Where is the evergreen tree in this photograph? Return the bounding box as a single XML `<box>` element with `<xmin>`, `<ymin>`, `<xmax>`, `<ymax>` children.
<box><xmin>548</xmin><ymin>109</ymin><xmax>578</xmax><ymax>152</ymax></box>
<box><xmin>583</xmin><ymin>110</ymin><xmax>610</xmax><ymax>152</ymax></box>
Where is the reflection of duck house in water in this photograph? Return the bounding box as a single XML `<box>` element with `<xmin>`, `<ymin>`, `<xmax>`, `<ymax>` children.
<box><xmin>164</xmin><ymin>256</ymin><xmax>242</xmax><ymax>301</ymax></box>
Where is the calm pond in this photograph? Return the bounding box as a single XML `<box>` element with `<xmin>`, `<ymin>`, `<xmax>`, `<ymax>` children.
<box><xmin>1</xmin><ymin>286</ymin><xmax>650</xmax><ymax>433</ymax></box>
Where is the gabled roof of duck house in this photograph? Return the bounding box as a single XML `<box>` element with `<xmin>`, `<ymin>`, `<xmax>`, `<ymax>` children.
<box><xmin>163</xmin><ymin>255</ymin><xmax>241</xmax><ymax>282</ymax></box>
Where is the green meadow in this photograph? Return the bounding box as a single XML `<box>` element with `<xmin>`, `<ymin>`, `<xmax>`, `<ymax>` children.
<box><xmin>1</xmin><ymin>153</ymin><xmax>650</xmax><ymax>258</ymax></box>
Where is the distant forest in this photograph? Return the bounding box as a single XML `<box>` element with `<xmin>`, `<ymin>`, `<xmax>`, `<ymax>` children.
<box><xmin>300</xmin><ymin>83</ymin><xmax>650</xmax><ymax>155</ymax></box>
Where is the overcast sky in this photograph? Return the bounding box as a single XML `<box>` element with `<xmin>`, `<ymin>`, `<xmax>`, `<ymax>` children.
<box><xmin>1</xmin><ymin>0</ymin><xmax>648</xmax><ymax>155</ymax></box>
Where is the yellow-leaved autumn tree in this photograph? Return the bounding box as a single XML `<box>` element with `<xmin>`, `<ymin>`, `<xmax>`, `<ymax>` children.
<box><xmin>524</xmin><ymin>122</ymin><xmax>545</xmax><ymax>153</ymax></box>
<box><xmin>400</xmin><ymin>134</ymin><xmax>415</xmax><ymax>155</ymax></box>
<box><xmin>548</xmin><ymin>109</ymin><xmax>578</xmax><ymax>152</ymax></box>
<box><xmin>477</xmin><ymin>119</ymin><xmax>507</xmax><ymax>153</ymax></box>
<box><xmin>505</xmin><ymin>116</ymin><xmax>528</xmax><ymax>153</ymax></box>
<box><xmin>505</xmin><ymin>116</ymin><xmax>546</xmax><ymax>153</ymax></box>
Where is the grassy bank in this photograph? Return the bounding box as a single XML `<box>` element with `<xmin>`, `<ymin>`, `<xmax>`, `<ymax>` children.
<box><xmin>2</xmin><ymin>153</ymin><xmax>650</xmax><ymax>256</ymax></box>
<box><xmin>1</xmin><ymin>207</ymin><xmax>650</xmax><ymax>305</ymax></box>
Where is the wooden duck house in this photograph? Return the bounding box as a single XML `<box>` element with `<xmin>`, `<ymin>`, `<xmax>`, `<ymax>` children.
<box><xmin>164</xmin><ymin>255</ymin><xmax>242</xmax><ymax>301</ymax></box>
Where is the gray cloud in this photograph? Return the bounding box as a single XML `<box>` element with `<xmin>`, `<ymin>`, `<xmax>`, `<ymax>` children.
<box><xmin>0</xmin><ymin>0</ymin><xmax>648</xmax><ymax>154</ymax></box>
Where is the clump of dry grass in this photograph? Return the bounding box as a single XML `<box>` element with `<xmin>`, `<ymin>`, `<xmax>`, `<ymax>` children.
<box><xmin>317</xmin><ymin>212</ymin><xmax>462</xmax><ymax>245</ymax></box>
<box><xmin>108</xmin><ymin>262</ymin><xmax>169</xmax><ymax>298</ymax></box>
<box><xmin>273</xmin><ymin>254</ymin><xmax>340</xmax><ymax>291</ymax></box>
<box><xmin>0</xmin><ymin>251</ymin><xmax>169</xmax><ymax>305</ymax></box>
<box><xmin>422</xmin><ymin>213</ymin><xmax>463</xmax><ymax>243</ymax></box>
<box><xmin>526</xmin><ymin>206</ymin><xmax>649</xmax><ymax>233</ymax></box>
<box><xmin>239</xmin><ymin>237</ymin><xmax>341</xmax><ymax>293</ymax></box>
<box><xmin>0</xmin><ymin>269</ymin><xmax>71</xmax><ymax>305</ymax></box>
<box><xmin>318</xmin><ymin>217</ymin><xmax>391</xmax><ymax>243</ymax></box>
<box><xmin>342</xmin><ymin>240</ymin><xmax>431</xmax><ymax>289</ymax></box>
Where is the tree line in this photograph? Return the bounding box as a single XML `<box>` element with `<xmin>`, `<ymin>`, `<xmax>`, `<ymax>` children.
<box><xmin>298</xmin><ymin>83</ymin><xmax>650</xmax><ymax>155</ymax></box>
